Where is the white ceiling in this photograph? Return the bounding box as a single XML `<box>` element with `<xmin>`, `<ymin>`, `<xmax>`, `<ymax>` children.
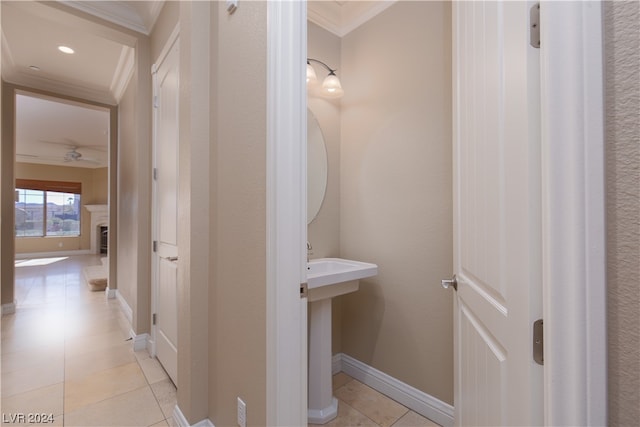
<box><xmin>15</xmin><ymin>94</ymin><xmax>110</xmax><ymax>169</ymax></box>
<box><xmin>2</xmin><ymin>0</ymin><xmax>163</xmax><ymax>169</ymax></box>
<box><xmin>2</xmin><ymin>0</ymin><xmax>386</xmax><ymax>169</ymax></box>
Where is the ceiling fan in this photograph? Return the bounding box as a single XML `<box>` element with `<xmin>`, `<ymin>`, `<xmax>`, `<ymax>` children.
<box><xmin>17</xmin><ymin>139</ymin><xmax>105</xmax><ymax>166</ymax></box>
<box><xmin>64</xmin><ymin>146</ymin><xmax>99</xmax><ymax>163</ymax></box>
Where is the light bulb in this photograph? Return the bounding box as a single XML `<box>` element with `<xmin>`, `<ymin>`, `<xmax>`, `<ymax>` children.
<box><xmin>58</xmin><ymin>45</ymin><xmax>75</xmax><ymax>54</ymax></box>
<box><xmin>322</xmin><ymin>73</ymin><xmax>344</xmax><ymax>99</ymax></box>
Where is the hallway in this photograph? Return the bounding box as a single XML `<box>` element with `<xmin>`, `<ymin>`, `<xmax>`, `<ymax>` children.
<box><xmin>1</xmin><ymin>255</ymin><xmax>176</xmax><ymax>426</ymax></box>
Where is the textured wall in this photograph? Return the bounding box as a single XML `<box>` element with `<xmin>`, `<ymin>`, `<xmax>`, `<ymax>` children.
<box><xmin>340</xmin><ymin>1</ymin><xmax>454</xmax><ymax>404</ymax></box>
<box><xmin>604</xmin><ymin>1</ymin><xmax>640</xmax><ymax>425</ymax></box>
<box><xmin>116</xmin><ymin>75</ymin><xmax>137</xmax><ymax>317</ymax></box>
<box><xmin>208</xmin><ymin>1</ymin><xmax>268</xmax><ymax>425</ymax></box>
<box><xmin>1</xmin><ymin>82</ymin><xmax>16</xmax><ymax>306</ymax></box>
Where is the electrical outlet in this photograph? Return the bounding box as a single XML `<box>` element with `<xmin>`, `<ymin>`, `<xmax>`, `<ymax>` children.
<box><xmin>237</xmin><ymin>397</ymin><xmax>246</xmax><ymax>427</ymax></box>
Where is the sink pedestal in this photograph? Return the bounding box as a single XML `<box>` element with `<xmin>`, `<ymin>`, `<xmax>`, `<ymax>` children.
<box><xmin>308</xmin><ymin>298</ymin><xmax>338</xmax><ymax>424</ymax></box>
<box><xmin>306</xmin><ymin>259</ymin><xmax>377</xmax><ymax>424</ymax></box>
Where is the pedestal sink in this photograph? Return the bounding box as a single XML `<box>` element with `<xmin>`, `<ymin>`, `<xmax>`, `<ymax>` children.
<box><xmin>307</xmin><ymin>258</ymin><xmax>378</xmax><ymax>424</ymax></box>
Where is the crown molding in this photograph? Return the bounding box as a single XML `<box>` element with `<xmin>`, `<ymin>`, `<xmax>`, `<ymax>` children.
<box><xmin>110</xmin><ymin>45</ymin><xmax>135</xmax><ymax>103</ymax></box>
<box><xmin>308</xmin><ymin>0</ymin><xmax>397</xmax><ymax>37</ymax></box>
<box><xmin>3</xmin><ymin>69</ymin><xmax>116</xmax><ymax>106</ymax></box>
<box><xmin>59</xmin><ymin>0</ymin><xmax>164</xmax><ymax>36</ymax></box>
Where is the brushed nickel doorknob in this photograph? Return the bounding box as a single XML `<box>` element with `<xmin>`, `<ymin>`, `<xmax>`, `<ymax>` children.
<box><xmin>441</xmin><ymin>275</ymin><xmax>458</xmax><ymax>291</ymax></box>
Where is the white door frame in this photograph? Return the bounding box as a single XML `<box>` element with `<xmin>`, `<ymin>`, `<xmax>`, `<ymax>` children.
<box><xmin>540</xmin><ymin>2</ymin><xmax>606</xmax><ymax>425</ymax></box>
<box><xmin>150</xmin><ymin>24</ymin><xmax>181</xmax><ymax>358</ymax></box>
<box><xmin>266</xmin><ymin>1</ymin><xmax>308</xmax><ymax>426</ymax></box>
<box><xmin>266</xmin><ymin>1</ymin><xmax>606</xmax><ymax>425</ymax></box>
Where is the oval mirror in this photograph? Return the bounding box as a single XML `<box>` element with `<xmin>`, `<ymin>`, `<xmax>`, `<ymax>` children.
<box><xmin>307</xmin><ymin>109</ymin><xmax>328</xmax><ymax>224</ymax></box>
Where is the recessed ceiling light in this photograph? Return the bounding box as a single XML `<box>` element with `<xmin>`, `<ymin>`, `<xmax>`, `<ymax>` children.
<box><xmin>28</xmin><ymin>65</ymin><xmax>40</xmax><ymax>71</ymax></box>
<box><xmin>58</xmin><ymin>45</ymin><xmax>75</xmax><ymax>54</ymax></box>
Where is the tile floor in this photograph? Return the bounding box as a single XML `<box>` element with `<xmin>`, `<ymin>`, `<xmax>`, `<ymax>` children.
<box><xmin>2</xmin><ymin>255</ymin><xmax>440</xmax><ymax>427</ymax></box>
<box><xmin>2</xmin><ymin>255</ymin><xmax>176</xmax><ymax>426</ymax></box>
<box><xmin>313</xmin><ymin>373</ymin><xmax>440</xmax><ymax>427</ymax></box>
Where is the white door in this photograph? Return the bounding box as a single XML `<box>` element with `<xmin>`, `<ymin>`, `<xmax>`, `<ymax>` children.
<box><xmin>451</xmin><ymin>1</ymin><xmax>543</xmax><ymax>425</ymax></box>
<box><xmin>152</xmin><ymin>36</ymin><xmax>180</xmax><ymax>385</ymax></box>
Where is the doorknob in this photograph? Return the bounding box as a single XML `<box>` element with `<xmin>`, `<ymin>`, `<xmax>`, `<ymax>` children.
<box><xmin>441</xmin><ymin>275</ymin><xmax>458</xmax><ymax>291</ymax></box>
<box><xmin>166</xmin><ymin>256</ymin><xmax>178</xmax><ymax>262</ymax></box>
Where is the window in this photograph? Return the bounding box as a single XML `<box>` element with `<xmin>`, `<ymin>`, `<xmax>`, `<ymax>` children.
<box><xmin>15</xmin><ymin>180</ymin><xmax>82</xmax><ymax>238</ymax></box>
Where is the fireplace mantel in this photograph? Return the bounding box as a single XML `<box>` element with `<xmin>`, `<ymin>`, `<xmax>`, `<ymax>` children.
<box><xmin>85</xmin><ymin>204</ymin><xmax>108</xmax><ymax>213</ymax></box>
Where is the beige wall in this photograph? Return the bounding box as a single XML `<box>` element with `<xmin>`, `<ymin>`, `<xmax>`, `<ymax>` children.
<box><xmin>604</xmin><ymin>1</ymin><xmax>640</xmax><ymax>425</ymax></box>
<box><xmin>116</xmin><ymin>28</ymin><xmax>152</xmax><ymax>333</ymax></box>
<box><xmin>151</xmin><ymin>1</ymin><xmax>179</xmax><ymax>63</ymax></box>
<box><xmin>207</xmin><ymin>1</ymin><xmax>268</xmax><ymax>425</ymax></box>
<box><xmin>339</xmin><ymin>1</ymin><xmax>453</xmax><ymax>404</ymax></box>
<box><xmin>1</xmin><ymin>81</ymin><xmax>15</xmax><ymax>306</ymax></box>
<box><xmin>116</xmin><ymin>75</ymin><xmax>137</xmax><ymax>314</ymax></box>
<box><xmin>174</xmin><ymin>0</ymin><xmax>210</xmax><ymax>422</ymax></box>
<box><xmin>91</xmin><ymin>167</ymin><xmax>108</xmax><ymax>204</ymax></box>
<box><xmin>14</xmin><ymin>163</ymin><xmax>107</xmax><ymax>254</ymax></box>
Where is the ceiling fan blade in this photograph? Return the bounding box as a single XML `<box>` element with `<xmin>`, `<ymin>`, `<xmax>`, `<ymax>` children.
<box><xmin>37</xmin><ymin>139</ymin><xmax>107</xmax><ymax>152</ymax></box>
<box><xmin>64</xmin><ymin>138</ymin><xmax>107</xmax><ymax>151</ymax></box>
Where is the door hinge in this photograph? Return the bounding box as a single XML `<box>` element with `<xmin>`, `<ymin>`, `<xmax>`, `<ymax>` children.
<box><xmin>152</xmin><ymin>313</ymin><xmax>157</xmax><ymax>325</ymax></box>
<box><xmin>533</xmin><ymin>319</ymin><xmax>544</xmax><ymax>365</ymax></box>
<box><xmin>300</xmin><ymin>282</ymin><xmax>308</xmax><ymax>299</ymax></box>
<box><xmin>153</xmin><ymin>240</ymin><xmax>158</xmax><ymax>252</ymax></box>
<box><xmin>153</xmin><ymin>168</ymin><xmax>158</xmax><ymax>181</ymax></box>
<box><xmin>530</xmin><ymin>3</ymin><xmax>540</xmax><ymax>48</ymax></box>
<box><xmin>153</xmin><ymin>95</ymin><xmax>159</xmax><ymax>109</ymax></box>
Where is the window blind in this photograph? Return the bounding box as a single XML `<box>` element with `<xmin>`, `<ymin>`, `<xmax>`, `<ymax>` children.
<box><xmin>16</xmin><ymin>179</ymin><xmax>82</xmax><ymax>194</ymax></box>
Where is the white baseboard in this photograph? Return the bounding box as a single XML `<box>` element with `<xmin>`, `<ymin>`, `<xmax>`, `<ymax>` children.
<box><xmin>174</xmin><ymin>405</ymin><xmax>215</xmax><ymax>427</ymax></box>
<box><xmin>116</xmin><ymin>290</ymin><xmax>133</xmax><ymax>325</ymax></box>
<box><xmin>129</xmin><ymin>329</ymin><xmax>150</xmax><ymax>352</ymax></box>
<box><xmin>105</xmin><ymin>287</ymin><xmax>116</xmax><ymax>299</ymax></box>
<box><xmin>334</xmin><ymin>353</ymin><xmax>454</xmax><ymax>427</ymax></box>
<box><xmin>1</xmin><ymin>301</ymin><xmax>16</xmax><ymax>315</ymax></box>
<box><xmin>14</xmin><ymin>250</ymin><xmax>92</xmax><ymax>260</ymax></box>
<box><xmin>118</xmin><ymin>291</ymin><xmax>151</xmax><ymax>353</ymax></box>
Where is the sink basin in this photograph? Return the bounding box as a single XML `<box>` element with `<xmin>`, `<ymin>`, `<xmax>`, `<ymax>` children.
<box><xmin>307</xmin><ymin>258</ymin><xmax>377</xmax><ymax>302</ymax></box>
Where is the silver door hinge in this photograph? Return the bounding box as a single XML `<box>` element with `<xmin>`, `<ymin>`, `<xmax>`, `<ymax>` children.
<box><xmin>153</xmin><ymin>241</ymin><xmax>158</xmax><ymax>252</ymax></box>
<box><xmin>533</xmin><ymin>319</ymin><xmax>544</xmax><ymax>365</ymax></box>
<box><xmin>153</xmin><ymin>95</ymin><xmax>159</xmax><ymax>108</ymax></box>
<box><xmin>530</xmin><ymin>3</ymin><xmax>540</xmax><ymax>48</ymax></box>
<box><xmin>152</xmin><ymin>313</ymin><xmax>157</xmax><ymax>325</ymax></box>
<box><xmin>300</xmin><ymin>282</ymin><xmax>308</xmax><ymax>299</ymax></box>
<box><xmin>153</xmin><ymin>168</ymin><xmax>158</xmax><ymax>181</ymax></box>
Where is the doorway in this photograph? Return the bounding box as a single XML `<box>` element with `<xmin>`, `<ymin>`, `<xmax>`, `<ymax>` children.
<box><xmin>1</xmin><ymin>85</ymin><xmax>118</xmax><ymax>315</ymax></box>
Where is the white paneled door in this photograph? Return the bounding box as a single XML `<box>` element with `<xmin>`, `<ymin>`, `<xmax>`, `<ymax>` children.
<box><xmin>152</xmin><ymin>34</ymin><xmax>180</xmax><ymax>386</ymax></box>
<box><xmin>451</xmin><ymin>1</ymin><xmax>543</xmax><ymax>425</ymax></box>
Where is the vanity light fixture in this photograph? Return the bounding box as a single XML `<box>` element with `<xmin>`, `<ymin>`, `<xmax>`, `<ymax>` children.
<box><xmin>307</xmin><ymin>58</ymin><xmax>344</xmax><ymax>99</ymax></box>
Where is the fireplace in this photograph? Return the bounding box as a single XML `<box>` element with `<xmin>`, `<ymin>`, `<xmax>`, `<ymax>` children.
<box><xmin>100</xmin><ymin>226</ymin><xmax>108</xmax><ymax>254</ymax></box>
<box><xmin>85</xmin><ymin>204</ymin><xmax>108</xmax><ymax>254</ymax></box>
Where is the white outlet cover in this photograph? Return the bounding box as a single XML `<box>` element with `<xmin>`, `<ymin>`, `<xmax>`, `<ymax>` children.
<box><xmin>237</xmin><ymin>397</ymin><xmax>246</xmax><ymax>427</ymax></box>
